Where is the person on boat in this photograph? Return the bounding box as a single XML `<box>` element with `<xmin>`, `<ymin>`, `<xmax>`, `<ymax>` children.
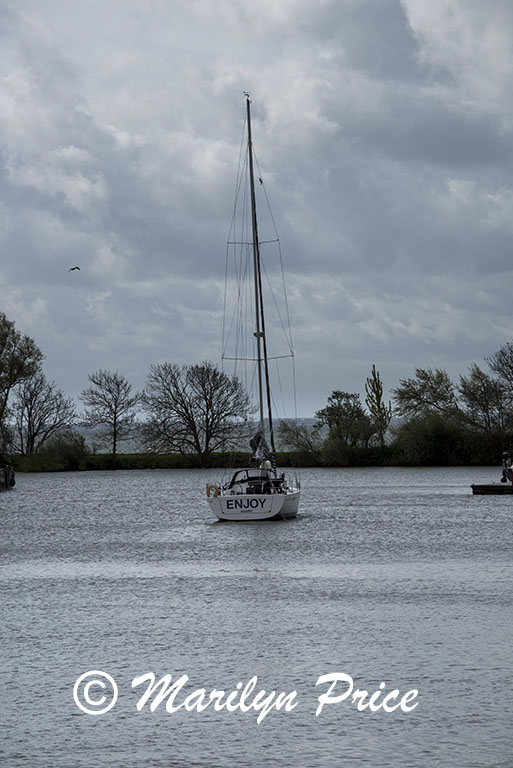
<box><xmin>500</xmin><ymin>452</ymin><xmax>512</xmax><ymax>483</ymax></box>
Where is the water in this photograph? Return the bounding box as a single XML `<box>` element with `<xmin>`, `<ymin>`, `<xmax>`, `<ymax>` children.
<box><xmin>1</xmin><ymin>466</ymin><xmax>512</xmax><ymax>768</ymax></box>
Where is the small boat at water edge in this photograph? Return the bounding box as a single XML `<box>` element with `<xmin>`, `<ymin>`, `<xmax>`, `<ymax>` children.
<box><xmin>1</xmin><ymin>463</ymin><xmax>16</xmax><ymax>491</ymax></box>
<box><xmin>471</xmin><ymin>451</ymin><xmax>513</xmax><ymax>494</ymax></box>
<box><xmin>471</xmin><ymin>483</ymin><xmax>513</xmax><ymax>495</ymax></box>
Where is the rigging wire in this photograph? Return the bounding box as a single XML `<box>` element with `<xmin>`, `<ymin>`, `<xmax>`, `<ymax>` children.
<box><xmin>253</xmin><ymin>150</ymin><xmax>295</xmax><ymax>355</ymax></box>
<box><xmin>253</xmin><ymin>151</ymin><xmax>301</xmax><ymax>484</ymax></box>
<box><xmin>223</xmin><ymin>114</ymin><xmax>247</xmax><ymax>367</ymax></box>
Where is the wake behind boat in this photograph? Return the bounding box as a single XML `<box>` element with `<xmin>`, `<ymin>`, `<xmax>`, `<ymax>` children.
<box><xmin>206</xmin><ymin>94</ymin><xmax>300</xmax><ymax>521</ymax></box>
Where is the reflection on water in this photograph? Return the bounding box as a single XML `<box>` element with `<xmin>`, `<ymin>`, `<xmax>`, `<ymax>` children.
<box><xmin>1</xmin><ymin>466</ymin><xmax>512</xmax><ymax>768</ymax></box>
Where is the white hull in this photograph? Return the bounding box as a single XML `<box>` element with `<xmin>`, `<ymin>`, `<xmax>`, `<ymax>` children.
<box><xmin>208</xmin><ymin>489</ymin><xmax>300</xmax><ymax>521</ymax></box>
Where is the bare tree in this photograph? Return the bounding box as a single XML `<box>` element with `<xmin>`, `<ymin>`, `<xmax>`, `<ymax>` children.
<box><xmin>143</xmin><ymin>361</ymin><xmax>251</xmax><ymax>457</ymax></box>
<box><xmin>80</xmin><ymin>370</ymin><xmax>142</xmax><ymax>464</ymax></box>
<box><xmin>278</xmin><ymin>419</ymin><xmax>323</xmax><ymax>455</ymax></box>
<box><xmin>487</xmin><ymin>341</ymin><xmax>513</xmax><ymax>393</ymax></box>
<box><xmin>12</xmin><ymin>370</ymin><xmax>77</xmax><ymax>455</ymax></box>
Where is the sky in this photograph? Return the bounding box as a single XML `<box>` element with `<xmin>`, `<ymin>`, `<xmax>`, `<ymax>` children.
<box><xmin>1</xmin><ymin>0</ymin><xmax>513</xmax><ymax>418</ymax></box>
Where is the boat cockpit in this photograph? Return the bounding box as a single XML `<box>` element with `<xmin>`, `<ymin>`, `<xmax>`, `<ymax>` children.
<box><xmin>226</xmin><ymin>468</ymin><xmax>285</xmax><ymax>494</ymax></box>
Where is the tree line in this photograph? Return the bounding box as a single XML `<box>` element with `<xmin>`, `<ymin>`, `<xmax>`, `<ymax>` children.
<box><xmin>280</xmin><ymin>348</ymin><xmax>513</xmax><ymax>466</ymax></box>
<box><xmin>0</xmin><ymin>312</ymin><xmax>250</xmax><ymax>469</ymax></box>
<box><xmin>1</xmin><ymin>310</ymin><xmax>512</xmax><ymax>470</ymax></box>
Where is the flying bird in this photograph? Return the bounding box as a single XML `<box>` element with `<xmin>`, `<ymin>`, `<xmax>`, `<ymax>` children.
<box><xmin>68</xmin><ymin>266</ymin><xmax>80</xmax><ymax>271</ymax></box>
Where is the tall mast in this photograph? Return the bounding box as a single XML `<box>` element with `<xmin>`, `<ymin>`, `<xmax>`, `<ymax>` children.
<box><xmin>246</xmin><ymin>95</ymin><xmax>265</xmax><ymax>434</ymax></box>
<box><xmin>246</xmin><ymin>94</ymin><xmax>276</xmax><ymax>459</ymax></box>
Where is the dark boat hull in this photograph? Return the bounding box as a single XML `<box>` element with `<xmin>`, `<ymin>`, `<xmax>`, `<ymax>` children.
<box><xmin>1</xmin><ymin>464</ymin><xmax>15</xmax><ymax>491</ymax></box>
<box><xmin>471</xmin><ymin>483</ymin><xmax>513</xmax><ymax>495</ymax></box>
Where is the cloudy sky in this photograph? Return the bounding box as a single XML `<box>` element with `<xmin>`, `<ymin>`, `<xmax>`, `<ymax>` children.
<box><xmin>1</xmin><ymin>0</ymin><xmax>513</xmax><ymax>417</ymax></box>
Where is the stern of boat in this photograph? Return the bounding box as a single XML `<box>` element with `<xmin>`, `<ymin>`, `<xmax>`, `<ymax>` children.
<box><xmin>208</xmin><ymin>489</ymin><xmax>300</xmax><ymax>521</ymax></box>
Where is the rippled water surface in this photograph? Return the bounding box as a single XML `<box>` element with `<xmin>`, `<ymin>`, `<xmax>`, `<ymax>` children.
<box><xmin>1</xmin><ymin>466</ymin><xmax>512</xmax><ymax>767</ymax></box>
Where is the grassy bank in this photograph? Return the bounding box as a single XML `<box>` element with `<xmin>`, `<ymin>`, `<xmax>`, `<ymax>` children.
<box><xmin>10</xmin><ymin>444</ymin><xmax>498</xmax><ymax>473</ymax></box>
<box><xmin>11</xmin><ymin>451</ymin><xmax>308</xmax><ymax>472</ymax></box>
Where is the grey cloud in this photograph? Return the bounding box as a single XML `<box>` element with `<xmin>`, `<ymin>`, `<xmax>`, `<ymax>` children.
<box><xmin>1</xmin><ymin>1</ymin><xmax>513</xmax><ymax>416</ymax></box>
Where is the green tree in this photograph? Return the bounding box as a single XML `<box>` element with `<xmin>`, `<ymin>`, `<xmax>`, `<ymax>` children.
<box><xmin>392</xmin><ymin>414</ymin><xmax>469</xmax><ymax>465</ymax></box>
<box><xmin>391</xmin><ymin>359</ymin><xmax>513</xmax><ymax>464</ymax></box>
<box><xmin>80</xmin><ymin>370</ymin><xmax>142</xmax><ymax>465</ymax></box>
<box><xmin>458</xmin><ymin>363</ymin><xmax>508</xmax><ymax>435</ymax></box>
<box><xmin>18</xmin><ymin>432</ymin><xmax>90</xmax><ymax>472</ymax></box>
<box><xmin>0</xmin><ymin>312</ymin><xmax>43</xmax><ymax>443</ymax></box>
<box><xmin>394</xmin><ymin>362</ymin><xmax>510</xmax><ymax>437</ymax></box>
<box><xmin>392</xmin><ymin>367</ymin><xmax>460</xmax><ymax>420</ymax></box>
<box><xmin>315</xmin><ymin>391</ymin><xmax>374</xmax><ymax>463</ymax></box>
<box><xmin>365</xmin><ymin>364</ymin><xmax>392</xmax><ymax>447</ymax></box>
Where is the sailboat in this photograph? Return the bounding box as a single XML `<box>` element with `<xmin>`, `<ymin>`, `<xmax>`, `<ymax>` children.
<box><xmin>206</xmin><ymin>94</ymin><xmax>301</xmax><ymax>521</ymax></box>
